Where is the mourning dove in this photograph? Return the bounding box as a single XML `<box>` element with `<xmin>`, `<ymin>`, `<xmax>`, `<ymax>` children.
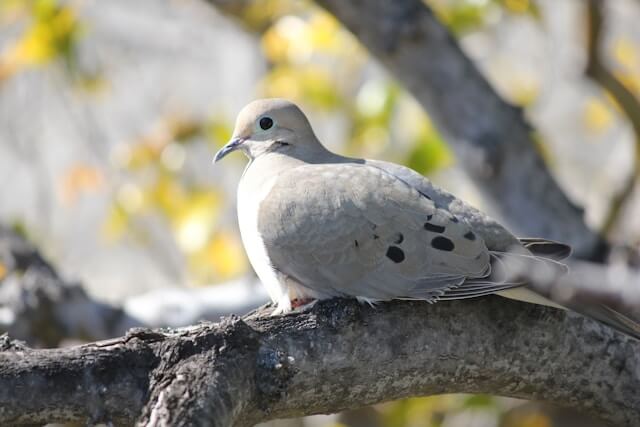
<box><xmin>215</xmin><ymin>98</ymin><xmax>640</xmax><ymax>339</ymax></box>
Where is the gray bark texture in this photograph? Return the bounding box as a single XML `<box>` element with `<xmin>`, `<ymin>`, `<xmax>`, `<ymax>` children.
<box><xmin>1</xmin><ymin>298</ymin><xmax>639</xmax><ymax>427</ymax></box>
<box><xmin>208</xmin><ymin>0</ymin><xmax>608</xmax><ymax>260</ymax></box>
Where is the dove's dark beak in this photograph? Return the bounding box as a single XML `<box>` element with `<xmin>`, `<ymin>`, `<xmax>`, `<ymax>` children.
<box><xmin>214</xmin><ymin>137</ymin><xmax>245</xmax><ymax>163</ymax></box>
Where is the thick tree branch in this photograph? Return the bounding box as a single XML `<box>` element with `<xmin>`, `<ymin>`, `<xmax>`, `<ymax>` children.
<box><xmin>205</xmin><ymin>0</ymin><xmax>608</xmax><ymax>260</ymax></box>
<box><xmin>1</xmin><ymin>298</ymin><xmax>639</xmax><ymax>426</ymax></box>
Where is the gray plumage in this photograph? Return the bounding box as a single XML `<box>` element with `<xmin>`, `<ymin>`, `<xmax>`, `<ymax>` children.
<box><xmin>214</xmin><ymin>98</ymin><xmax>640</xmax><ymax>340</ymax></box>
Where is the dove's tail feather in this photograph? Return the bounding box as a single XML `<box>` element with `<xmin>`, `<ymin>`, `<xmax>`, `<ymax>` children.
<box><xmin>570</xmin><ymin>304</ymin><xmax>640</xmax><ymax>340</ymax></box>
<box><xmin>484</xmin><ymin>250</ymin><xmax>569</xmax><ymax>285</ymax></box>
<box><xmin>519</xmin><ymin>238</ymin><xmax>572</xmax><ymax>261</ymax></box>
<box><xmin>501</xmin><ymin>244</ymin><xmax>640</xmax><ymax>340</ymax></box>
<box><xmin>436</xmin><ymin>251</ymin><xmax>568</xmax><ymax>301</ymax></box>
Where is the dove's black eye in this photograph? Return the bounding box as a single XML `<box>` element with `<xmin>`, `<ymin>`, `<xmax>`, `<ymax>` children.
<box><xmin>259</xmin><ymin>117</ymin><xmax>274</xmax><ymax>130</ymax></box>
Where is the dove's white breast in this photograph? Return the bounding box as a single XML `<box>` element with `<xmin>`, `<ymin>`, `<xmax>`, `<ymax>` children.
<box><xmin>237</xmin><ymin>174</ymin><xmax>287</xmax><ymax>305</ymax></box>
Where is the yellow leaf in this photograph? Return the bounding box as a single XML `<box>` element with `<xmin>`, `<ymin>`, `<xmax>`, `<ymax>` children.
<box><xmin>308</xmin><ymin>13</ymin><xmax>341</xmax><ymax>51</ymax></box>
<box><xmin>201</xmin><ymin>231</ymin><xmax>247</xmax><ymax>280</ymax></box>
<box><xmin>173</xmin><ymin>191</ymin><xmax>221</xmax><ymax>253</ymax></box>
<box><xmin>519</xmin><ymin>413</ymin><xmax>552</xmax><ymax>427</ymax></box>
<box><xmin>509</xmin><ymin>74</ymin><xmax>540</xmax><ymax>106</ymax></box>
<box><xmin>14</xmin><ymin>24</ymin><xmax>56</xmax><ymax>65</ymax></box>
<box><xmin>260</xmin><ymin>65</ymin><xmax>341</xmax><ymax>108</ymax></box>
<box><xmin>116</xmin><ymin>183</ymin><xmax>145</xmax><ymax>213</ymax></box>
<box><xmin>102</xmin><ymin>205</ymin><xmax>129</xmax><ymax>241</ymax></box>
<box><xmin>151</xmin><ymin>176</ymin><xmax>185</xmax><ymax>216</ymax></box>
<box><xmin>127</xmin><ymin>142</ymin><xmax>161</xmax><ymax>170</ymax></box>
<box><xmin>583</xmin><ymin>97</ymin><xmax>614</xmax><ymax>134</ymax></box>
<box><xmin>0</xmin><ymin>0</ymin><xmax>26</xmax><ymax>16</ymax></box>
<box><xmin>614</xmin><ymin>38</ymin><xmax>639</xmax><ymax>70</ymax></box>
<box><xmin>504</xmin><ymin>0</ymin><xmax>532</xmax><ymax>14</ymax></box>
<box><xmin>75</xmin><ymin>74</ymin><xmax>110</xmax><ymax>94</ymax></box>
<box><xmin>261</xmin><ymin>16</ymin><xmax>301</xmax><ymax>63</ymax></box>
<box><xmin>239</xmin><ymin>0</ymin><xmax>289</xmax><ymax>32</ymax></box>
<box><xmin>0</xmin><ymin>262</ymin><xmax>7</xmax><ymax>280</ymax></box>
<box><xmin>12</xmin><ymin>1</ymin><xmax>80</xmax><ymax>66</ymax></box>
<box><xmin>207</xmin><ymin>120</ymin><xmax>233</xmax><ymax>147</ymax></box>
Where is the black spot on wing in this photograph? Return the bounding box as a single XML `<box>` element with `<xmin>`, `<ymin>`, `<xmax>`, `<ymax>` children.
<box><xmin>386</xmin><ymin>246</ymin><xmax>405</xmax><ymax>263</ymax></box>
<box><xmin>450</xmin><ymin>216</ymin><xmax>459</xmax><ymax>223</ymax></box>
<box><xmin>424</xmin><ymin>223</ymin><xmax>445</xmax><ymax>233</ymax></box>
<box><xmin>394</xmin><ymin>233</ymin><xmax>404</xmax><ymax>244</ymax></box>
<box><xmin>426</xmin><ymin>214</ymin><xmax>433</xmax><ymax>221</ymax></box>
<box><xmin>354</xmin><ymin>240</ymin><xmax>360</xmax><ymax>248</ymax></box>
<box><xmin>415</xmin><ymin>189</ymin><xmax>432</xmax><ymax>200</ymax></box>
<box><xmin>431</xmin><ymin>236</ymin><xmax>455</xmax><ymax>252</ymax></box>
<box><xmin>464</xmin><ymin>231</ymin><xmax>476</xmax><ymax>241</ymax></box>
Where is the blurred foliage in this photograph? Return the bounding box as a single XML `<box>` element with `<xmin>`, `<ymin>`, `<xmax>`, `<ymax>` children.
<box><xmin>429</xmin><ymin>0</ymin><xmax>540</xmax><ymax>35</ymax></box>
<box><xmin>0</xmin><ymin>0</ymin><xmax>80</xmax><ymax>78</ymax></box>
<box><xmin>102</xmin><ymin>116</ymin><xmax>248</xmax><ymax>283</ymax></box>
<box><xmin>0</xmin><ymin>0</ymin><xmax>105</xmax><ymax>89</ymax></box>
<box><xmin>371</xmin><ymin>394</ymin><xmax>521</xmax><ymax>427</ymax></box>
<box><xmin>258</xmin><ymin>4</ymin><xmax>452</xmax><ymax>163</ymax></box>
<box><xmin>59</xmin><ymin>164</ymin><xmax>105</xmax><ymax>205</ymax></box>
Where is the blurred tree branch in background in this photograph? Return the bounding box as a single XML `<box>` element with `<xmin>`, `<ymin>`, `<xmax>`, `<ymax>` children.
<box><xmin>1</xmin><ymin>298</ymin><xmax>639</xmax><ymax>426</ymax></box>
<box><xmin>0</xmin><ymin>225</ymin><xmax>270</xmax><ymax>346</ymax></box>
<box><xmin>206</xmin><ymin>0</ymin><xmax>608</xmax><ymax>261</ymax></box>
<box><xmin>0</xmin><ymin>226</ymin><xmax>140</xmax><ymax>346</ymax></box>
<box><xmin>586</xmin><ymin>0</ymin><xmax>640</xmax><ymax>237</ymax></box>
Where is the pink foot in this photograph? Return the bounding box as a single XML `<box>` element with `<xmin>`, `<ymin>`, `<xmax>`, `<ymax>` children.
<box><xmin>291</xmin><ymin>298</ymin><xmax>315</xmax><ymax>309</ymax></box>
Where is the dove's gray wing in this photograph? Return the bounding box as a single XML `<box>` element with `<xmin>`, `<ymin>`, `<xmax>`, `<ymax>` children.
<box><xmin>257</xmin><ymin>162</ymin><xmax>521</xmax><ymax>302</ymax></box>
<box><xmin>366</xmin><ymin>159</ymin><xmax>523</xmax><ymax>251</ymax></box>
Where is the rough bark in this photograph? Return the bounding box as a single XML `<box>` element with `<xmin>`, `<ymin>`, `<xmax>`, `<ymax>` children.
<box><xmin>206</xmin><ymin>0</ymin><xmax>608</xmax><ymax>260</ymax></box>
<box><xmin>1</xmin><ymin>297</ymin><xmax>639</xmax><ymax>427</ymax></box>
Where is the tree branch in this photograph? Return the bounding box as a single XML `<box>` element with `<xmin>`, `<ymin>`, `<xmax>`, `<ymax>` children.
<box><xmin>1</xmin><ymin>226</ymin><xmax>271</xmax><ymax>346</ymax></box>
<box><xmin>0</xmin><ymin>226</ymin><xmax>142</xmax><ymax>346</ymax></box>
<box><xmin>204</xmin><ymin>0</ymin><xmax>608</xmax><ymax>260</ymax></box>
<box><xmin>1</xmin><ymin>298</ymin><xmax>639</xmax><ymax>426</ymax></box>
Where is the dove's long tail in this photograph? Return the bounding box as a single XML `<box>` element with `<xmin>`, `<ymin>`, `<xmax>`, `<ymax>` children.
<box><xmin>574</xmin><ymin>305</ymin><xmax>640</xmax><ymax>340</ymax></box>
<box><xmin>519</xmin><ymin>237</ymin><xmax>572</xmax><ymax>261</ymax></box>
<box><xmin>511</xmin><ymin>238</ymin><xmax>640</xmax><ymax>340</ymax></box>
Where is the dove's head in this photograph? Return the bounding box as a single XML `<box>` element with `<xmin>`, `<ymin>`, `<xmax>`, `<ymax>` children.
<box><xmin>214</xmin><ymin>98</ymin><xmax>324</xmax><ymax>162</ymax></box>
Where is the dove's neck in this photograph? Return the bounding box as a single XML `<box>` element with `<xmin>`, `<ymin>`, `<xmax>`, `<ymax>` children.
<box><xmin>242</xmin><ymin>152</ymin><xmax>306</xmax><ymax>183</ymax></box>
<box><xmin>243</xmin><ymin>143</ymin><xmax>346</xmax><ymax>181</ymax></box>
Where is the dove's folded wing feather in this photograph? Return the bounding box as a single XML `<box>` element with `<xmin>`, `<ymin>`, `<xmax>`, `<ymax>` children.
<box><xmin>366</xmin><ymin>159</ymin><xmax>523</xmax><ymax>252</ymax></box>
<box><xmin>258</xmin><ymin>163</ymin><xmax>510</xmax><ymax>301</ymax></box>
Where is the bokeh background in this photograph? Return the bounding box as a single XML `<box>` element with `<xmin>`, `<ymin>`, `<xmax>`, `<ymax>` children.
<box><xmin>1</xmin><ymin>0</ymin><xmax>639</xmax><ymax>426</ymax></box>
